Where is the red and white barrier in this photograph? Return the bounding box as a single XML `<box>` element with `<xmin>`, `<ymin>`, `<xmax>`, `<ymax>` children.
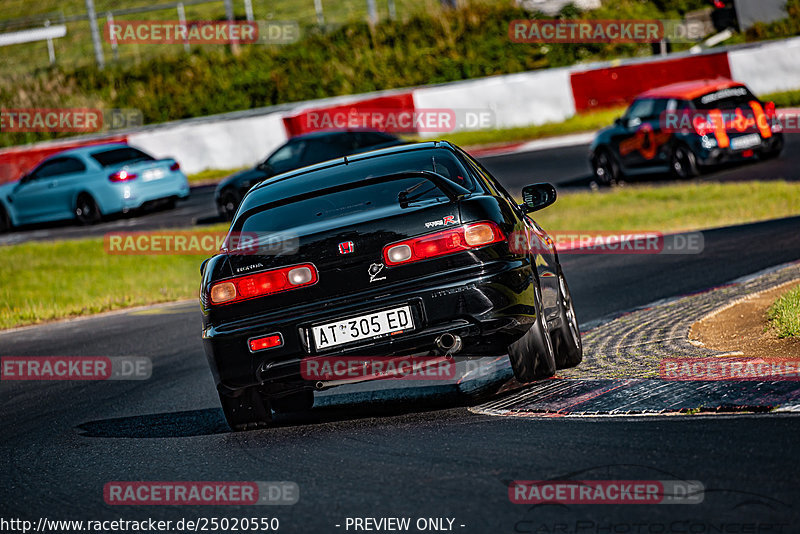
<box><xmin>2</xmin><ymin>37</ymin><xmax>799</xmax><ymax>183</ymax></box>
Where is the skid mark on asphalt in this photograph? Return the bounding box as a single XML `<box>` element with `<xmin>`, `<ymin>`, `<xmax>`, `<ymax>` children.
<box><xmin>472</xmin><ymin>263</ymin><xmax>800</xmax><ymax>417</ymax></box>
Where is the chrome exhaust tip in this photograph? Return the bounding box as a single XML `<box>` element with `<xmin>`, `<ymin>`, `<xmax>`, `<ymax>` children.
<box><xmin>435</xmin><ymin>333</ymin><xmax>462</xmax><ymax>355</ymax></box>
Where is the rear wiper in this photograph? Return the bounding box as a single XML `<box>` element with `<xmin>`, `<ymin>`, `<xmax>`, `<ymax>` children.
<box><xmin>398</xmin><ymin>180</ymin><xmax>433</xmax><ymax>204</ymax></box>
<box><xmin>385</xmin><ymin>171</ymin><xmax>469</xmax><ymax>204</ymax></box>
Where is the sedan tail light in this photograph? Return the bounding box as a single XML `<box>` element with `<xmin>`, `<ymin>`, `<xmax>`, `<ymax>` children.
<box><xmin>383</xmin><ymin>222</ymin><xmax>505</xmax><ymax>266</ymax></box>
<box><xmin>169</xmin><ymin>161</ymin><xmax>180</xmax><ymax>171</ymax></box>
<box><xmin>209</xmin><ymin>263</ymin><xmax>318</xmax><ymax>305</ymax></box>
<box><xmin>109</xmin><ymin>170</ymin><xmax>137</xmax><ymax>182</ymax></box>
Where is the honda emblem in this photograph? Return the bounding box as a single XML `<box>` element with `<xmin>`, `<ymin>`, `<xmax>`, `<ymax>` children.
<box><xmin>338</xmin><ymin>241</ymin><xmax>354</xmax><ymax>254</ymax></box>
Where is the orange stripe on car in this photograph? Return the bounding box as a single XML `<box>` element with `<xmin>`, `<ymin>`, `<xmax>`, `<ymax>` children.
<box><xmin>748</xmin><ymin>100</ymin><xmax>773</xmax><ymax>139</ymax></box>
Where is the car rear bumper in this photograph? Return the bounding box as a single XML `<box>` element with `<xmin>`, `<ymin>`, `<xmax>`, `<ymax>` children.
<box><xmin>106</xmin><ymin>173</ymin><xmax>190</xmax><ymax>212</ymax></box>
<box><xmin>693</xmin><ymin>133</ymin><xmax>783</xmax><ymax>166</ymax></box>
<box><xmin>202</xmin><ymin>260</ymin><xmax>538</xmax><ymax>393</ymax></box>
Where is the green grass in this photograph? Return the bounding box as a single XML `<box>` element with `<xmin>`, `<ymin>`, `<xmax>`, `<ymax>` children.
<box><xmin>762</xmin><ymin>89</ymin><xmax>800</xmax><ymax>109</ymax></box>
<box><xmin>439</xmin><ymin>107</ymin><xmax>625</xmax><ymax>147</ymax></box>
<box><xmin>767</xmin><ymin>285</ymin><xmax>800</xmax><ymax>338</ymax></box>
<box><xmin>0</xmin><ymin>0</ymin><xmax>467</xmax><ymax>74</ymax></box>
<box><xmin>186</xmin><ymin>167</ymin><xmax>246</xmax><ymax>184</ymax></box>
<box><xmin>2</xmin><ymin>181</ymin><xmax>799</xmax><ymax>330</ymax></box>
<box><xmin>535</xmin><ymin>181</ymin><xmax>800</xmax><ymax>233</ymax></box>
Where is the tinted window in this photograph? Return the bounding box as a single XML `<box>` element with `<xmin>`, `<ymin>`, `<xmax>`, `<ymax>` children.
<box><xmin>625</xmin><ymin>99</ymin><xmax>655</xmax><ymax>120</ymax></box>
<box><xmin>238</xmin><ymin>149</ymin><xmax>476</xmax><ymax>235</ymax></box>
<box><xmin>300</xmin><ymin>135</ymin><xmax>357</xmax><ymax>165</ymax></box>
<box><xmin>354</xmin><ymin>132</ymin><xmax>397</xmax><ymax>147</ymax></box>
<box><xmin>33</xmin><ymin>157</ymin><xmax>86</xmax><ymax>178</ymax></box>
<box><xmin>693</xmin><ymin>86</ymin><xmax>757</xmax><ymax>110</ymax></box>
<box><xmin>266</xmin><ymin>140</ymin><xmax>306</xmax><ymax>172</ymax></box>
<box><xmin>91</xmin><ymin>147</ymin><xmax>154</xmax><ymax>167</ymax></box>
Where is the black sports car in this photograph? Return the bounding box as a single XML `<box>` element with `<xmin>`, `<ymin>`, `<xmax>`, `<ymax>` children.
<box><xmin>214</xmin><ymin>130</ymin><xmax>403</xmax><ymax>219</ymax></box>
<box><xmin>200</xmin><ymin>141</ymin><xmax>582</xmax><ymax>430</ymax></box>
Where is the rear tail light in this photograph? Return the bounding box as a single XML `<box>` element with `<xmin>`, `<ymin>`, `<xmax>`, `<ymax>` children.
<box><xmin>765</xmin><ymin>101</ymin><xmax>776</xmax><ymax>118</ymax></box>
<box><xmin>169</xmin><ymin>162</ymin><xmax>180</xmax><ymax>171</ymax></box>
<box><xmin>209</xmin><ymin>263</ymin><xmax>318</xmax><ymax>305</ymax></box>
<box><xmin>109</xmin><ymin>170</ymin><xmax>137</xmax><ymax>182</ymax></box>
<box><xmin>383</xmin><ymin>222</ymin><xmax>505</xmax><ymax>266</ymax></box>
<box><xmin>249</xmin><ymin>333</ymin><xmax>283</xmax><ymax>352</ymax></box>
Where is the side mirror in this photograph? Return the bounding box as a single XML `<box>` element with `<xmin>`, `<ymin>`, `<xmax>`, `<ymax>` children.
<box><xmin>520</xmin><ymin>183</ymin><xmax>557</xmax><ymax>213</ymax></box>
<box><xmin>614</xmin><ymin>117</ymin><xmax>624</xmax><ymax>127</ymax></box>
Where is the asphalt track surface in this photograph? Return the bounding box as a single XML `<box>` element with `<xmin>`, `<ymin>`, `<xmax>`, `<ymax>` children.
<box><xmin>1</xmin><ymin>132</ymin><xmax>799</xmax><ymax>245</ymax></box>
<box><xmin>2</xmin><ymin>138</ymin><xmax>800</xmax><ymax>530</ymax></box>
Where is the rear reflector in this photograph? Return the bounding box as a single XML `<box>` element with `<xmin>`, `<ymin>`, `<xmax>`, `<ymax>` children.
<box><xmin>209</xmin><ymin>263</ymin><xmax>318</xmax><ymax>305</ymax></box>
<box><xmin>169</xmin><ymin>162</ymin><xmax>180</xmax><ymax>171</ymax></box>
<box><xmin>383</xmin><ymin>222</ymin><xmax>505</xmax><ymax>266</ymax></box>
<box><xmin>249</xmin><ymin>333</ymin><xmax>283</xmax><ymax>352</ymax></box>
<box><xmin>109</xmin><ymin>170</ymin><xmax>137</xmax><ymax>182</ymax></box>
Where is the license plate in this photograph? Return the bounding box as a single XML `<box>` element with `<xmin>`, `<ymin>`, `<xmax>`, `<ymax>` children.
<box><xmin>730</xmin><ymin>134</ymin><xmax>761</xmax><ymax>151</ymax></box>
<box><xmin>312</xmin><ymin>305</ymin><xmax>414</xmax><ymax>350</ymax></box>
<box><xmin>142</xmin><ymin>168</ymin><xmax>166</xmax><ymax>182</ymax></box>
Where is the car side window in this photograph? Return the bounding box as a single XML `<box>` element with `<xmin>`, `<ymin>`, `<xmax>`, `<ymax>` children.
<box><xmin>624</xmin><ymin>99</ymin><xmax>655</xmax><ymax>121</ymax></box>
<box><xmin>300</xmin><ymin>136</ymin><xmax>357</xmax><ymax>166</ymax></box>
<box><xmin>266</xmin><ymin>141</ymin><xmax>306</xmax><ymax>172</ymax></box>
<box><xmin>31</xmin><ymin>157</ymin><xmax>86</xmax><ymax>179</ymax></box>
<box><xmin>354</xmin><ymin>132</ymin><xmax>394</xmax><ymax>147</ymax></box>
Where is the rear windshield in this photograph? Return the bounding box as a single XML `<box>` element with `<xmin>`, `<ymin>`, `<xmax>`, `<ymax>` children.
<box><xmin>693</xmin><ymin>86</ymin><xmax>757</xmax><ymax>110</ymax></box>
<box><xmin>237</xmin><ymin>149</ymin><xmax>476</xmax><ymax>236</ymax></box>
<box><xmin>90</xmin><ymin>147</ymin><xmax>155</xmax><ymax>167</ymax></box>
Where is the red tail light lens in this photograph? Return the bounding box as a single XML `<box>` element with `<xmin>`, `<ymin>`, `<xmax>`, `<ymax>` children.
<box><xmin>383</xmin><ymin>222</ymin><xmax>505</xmax><ymax>266</ymax></box>
<box><xmin>249</xmin><ymin>333</ymin><xmax>283</xmax><ymax>352</ymax></box>
<box><xmin>109</xmin><ymin>170</ymin><xmax>137</xmax><ymax>182</ymax></box>
<box><xmin>209</xmin><ymin>263</ymin><xmax>318</xmax><ymax>305</ymax></box>
<box><xmin>765</xmin><ymin>101</ymin><xmax>776</xmax><ymax>118</ymax></box>
<box><xmin>169</xmin><ymin>162</ymin><xmax>180</xmax><ymax>171</ymax></box>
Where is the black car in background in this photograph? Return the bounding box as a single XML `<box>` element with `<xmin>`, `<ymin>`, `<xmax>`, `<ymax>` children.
<box><xmin>214</xmin><ymin>130</ymin><xmax>402</xmax><ymax>219</ymax></box>
<box><xmin>590</xmin><ymin>79</ymin><xmax>783</xmax><ymax>185</ymax></box>
<box><xmin>200</xmin><ymin>141</ymin><xmax>582</xmax><ymax>430</ymax></box>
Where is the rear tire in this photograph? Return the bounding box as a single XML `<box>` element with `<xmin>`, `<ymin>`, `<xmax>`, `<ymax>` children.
<box><xmin>552</xmin><ymin>270</ymin><xmax>583</xmax><ymax>369</ymax></box>
<box><xmin>760</xmin><ymin>135</ymin><xmax>784</xmax><ymax>160</ymax></box>
<box><xmin>592</xmin><ymin>148</ymin><xmax>622</xmax><ymax>186</ymax></box>
<box><xmin>75</xmin><ymin>193</ymin><xmax>102</xmax><ymax>225</ymax></box>
<box><xmin>218</xmin><ymin>387</ymin><xmax>272</xmax><ymax>431</ymax></box>
<box><xmin>219</xmin><ymin>189</ymin><xmax>240</xmax><ymax>221</ymax></box>
<box><xmin>670</xmin><ymin>144</ymin><xmax>699</xmax><ymax>179</ymax></box>
<box><xmin>507</xmin><ymin>284</ymin><xmax>557</xmax><ymax>382</ymax></box>
<box><xmin>0</xmin><ymin>206</ymin><xmax>11</xmax><ymax>233</ymax></box>
<box><xmin>271</xmin><ymin>389</ymin><xmax>314</xmax><ymax>414</ymax></box>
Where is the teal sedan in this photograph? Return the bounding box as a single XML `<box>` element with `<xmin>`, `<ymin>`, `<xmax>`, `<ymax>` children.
<box><xmin>0</xmin><ymin>143</ymin><xmax>189</xmax><ymax>231</ymax></box>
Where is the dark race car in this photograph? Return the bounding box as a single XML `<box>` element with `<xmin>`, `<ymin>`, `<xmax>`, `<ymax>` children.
<box><xmin>590</xmin><ymin>79</ymin><xmax>784</xmax><ymax>185</ymax></box>
<box><xmin>214</xmin><ymin>130</ymin><xmax>403</xmax><ymax>220</ymax></box>
<box><xmin>200</xmin><ymin>141</ymin><xmax>582</xmax><ymax>430</ymax></box>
